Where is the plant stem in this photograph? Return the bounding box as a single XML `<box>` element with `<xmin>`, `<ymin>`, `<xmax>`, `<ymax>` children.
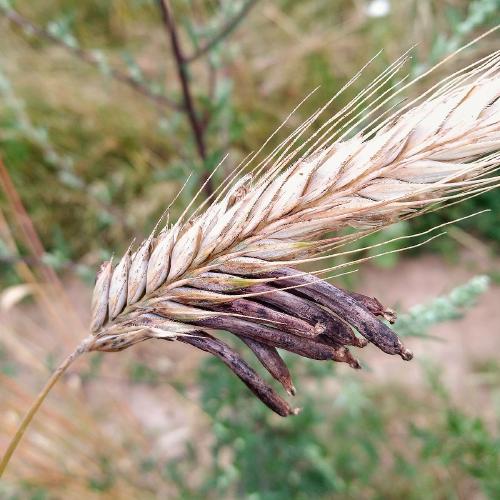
<box><xmin>0</xmin><ymin>337</ymin><xmax>93</xmax><ymax>477</ymax></box>
<box><xmin>157</xmin><ymin>0</ymin><xmax>214</xmax><ymax>198</ymax></box>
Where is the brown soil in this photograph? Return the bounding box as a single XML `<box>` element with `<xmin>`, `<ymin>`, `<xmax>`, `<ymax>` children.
<box><xmin>356</xmin><ymin>252</ymin><xmax>500</xmax><ymax>412</ymax></box>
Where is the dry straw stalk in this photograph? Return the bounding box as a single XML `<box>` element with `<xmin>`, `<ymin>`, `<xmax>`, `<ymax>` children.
<box><xmin>1</xmin><ymin>44</ymin><xmax>500</xmax><ymax>476</ymax></box>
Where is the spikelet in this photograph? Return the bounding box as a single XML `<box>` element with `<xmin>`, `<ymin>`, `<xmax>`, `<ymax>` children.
<box><xmin>90</xmin><ymin>260</ymin><xmax>112</xmax><ymax>332</ymax></box>
<box><xmin>87</xmin><ymin>51</ymin><xmax>500</xmax><ymax>415</ymax></box>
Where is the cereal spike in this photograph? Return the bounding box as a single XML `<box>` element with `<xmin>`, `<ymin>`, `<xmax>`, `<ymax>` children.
<box><xmin>87</xmin><ymin>52</ymin><xmax>499</xmax><ymax>413</ymax></box>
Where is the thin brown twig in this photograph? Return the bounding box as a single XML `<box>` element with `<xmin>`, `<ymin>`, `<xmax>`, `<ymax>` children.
<box><xmin>0</xmin><ymin>6</ymin><xmax>181</xmax><ymax>111</ymax></box>
<box><xmin>157</xmin><ymin>0</ymin><xmax>213</xmax><ymax>197</ymax></box>
<box><xmin>184</xmin><ymin>0</ymin><xmax>259</xmax><ymax>63</ymax></box>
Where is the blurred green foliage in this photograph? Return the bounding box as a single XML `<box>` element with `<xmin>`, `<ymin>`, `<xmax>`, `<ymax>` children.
<box><xmin>395</xmin><ymin>275</ymin><xmax>490</xmax><ymax>338</ymax></box>
<box><xmin>0</xmin><ymin>342</ymin><xmax>17</xmax><ymax>376</ymax></box>
<box><xmin>128</xmin><ymin>360</ymin><xmax>161</xmax><ymax>385</ymax></box>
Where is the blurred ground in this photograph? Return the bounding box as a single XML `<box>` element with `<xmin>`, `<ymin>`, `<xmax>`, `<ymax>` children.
<box><xmin>360</xmin><ymin>253</ymin><xmax>500</xmax><ymax>411</ymax></box>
